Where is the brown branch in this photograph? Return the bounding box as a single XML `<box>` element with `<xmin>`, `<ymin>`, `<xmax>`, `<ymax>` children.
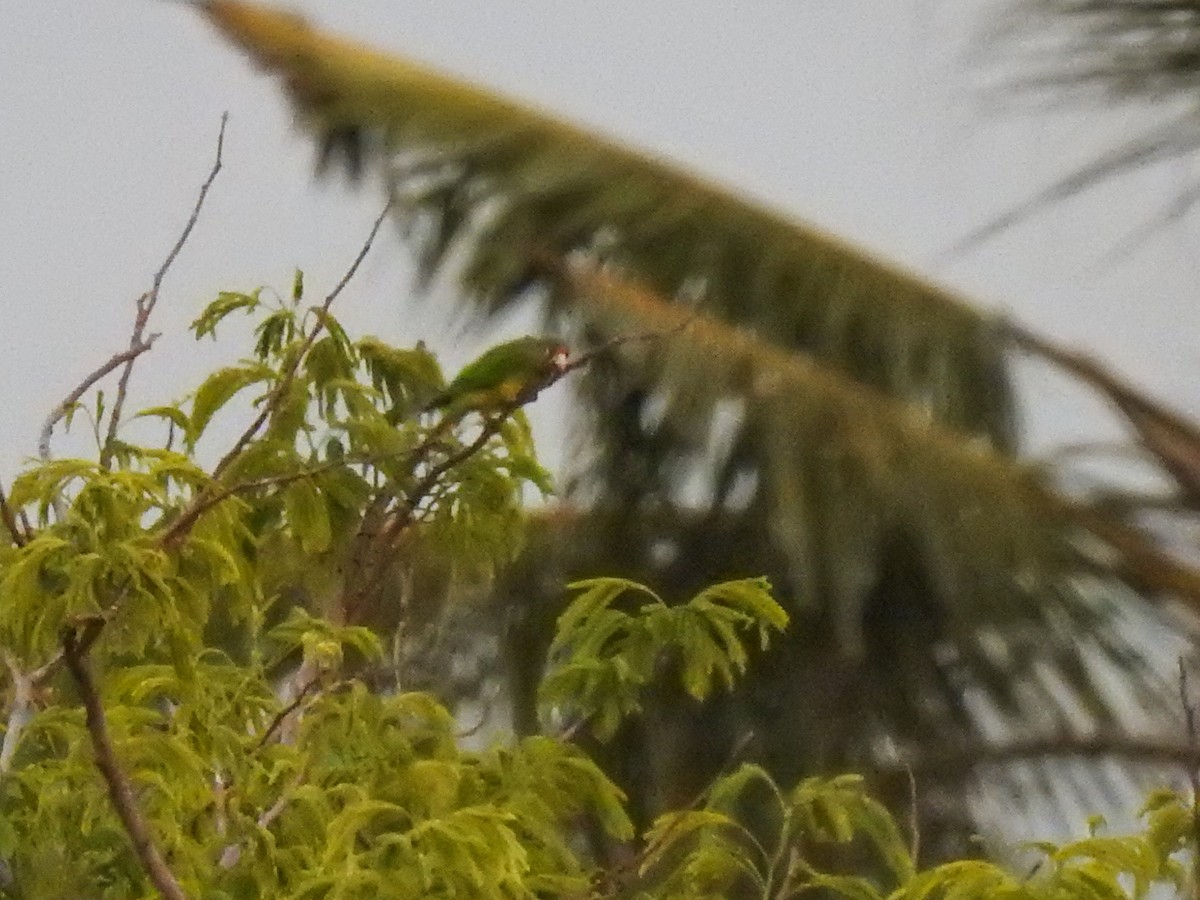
<box><xmin>1009</xmin><ymin>320</ymin><xmax>1200</xmax><ymax>511</ymax></box>
<box><xmin>62</xmin><ymin>620</ymin><xmax>188</xmax><ymax>900</ymax></box>
<box><xmin>340</xmin><ymin>320</ymin><xmax>688</xmax><ymax>622</ymax></box>
<box><xmin>217</xmin><ymin>773</ymin><xmax>302</xmax><ymax>870</ymax></box>
<box><xmin>155</xmin><ymin>202</ymin><xmax>392</xmax><ymax>554</ymax></box>
<box><xmin>0</xmin><ymin>482</ymin><xmax>27</xmax><ymax>548</ymax></box>
<box><xmin>251</xmin><ymin>675</ymin><xmax>321</xmax><ymax>752</ymax></box>
<box><xmin>209</xmin><ymin>200</ymin><xmax>393</xmax><ymax>483</ymax></box>
<box><xmin>39</xmin><ymin>339</ymin><xmax>158</xmax><ymax>465</ymax></box>
<box><xmin>1</xmin><ymin>653</ymin><xmax>38</xmax><ymax>777</ymax></box>
<box><xmin>339</xmin><ymin>414</ymin><xmax>510</xmax><ymax>622</ymax></box>
<box><xmin>559</xmin><ymin>316</ymin><xmax>694</xmax><ymax>377</ymax></box>
<box><xmin>102</xmin><ymin>114</ymin><xmax>228</xmax><ymax>469</ymax></box>
<box><xmin>157</xmin><ymin>452</ymin><xmax>384</xmax><ymax>550</ymax></box>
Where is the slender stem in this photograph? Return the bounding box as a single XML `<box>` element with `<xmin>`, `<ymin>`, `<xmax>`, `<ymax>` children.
<box><xmin>251</xmin><ymin>675</ymin><xmax>321</xmax><ymax>752</ymax></box>
<box><xmin>0</xmin><ymin>483</ymin><xmax>26</xmax><ymax>548</ymax></box>
<box><xmin>209</xmin><ymin>201</ymin><xmax>393</xmax><ymax>483</ymax></box>
<box><xmin>40</xmin><ymin>340</ymin><xmax>157</xmax><ymax>464</ymax></box>
<box><xmin>101</xmin><ymin>114</ymin><xmax>228</xmax><ymax>469</ymax></box>
<box><xmin>0</xmin><ymin>655</ymin><xmax>34</xmax><ymax>777</ymax></box>
<box><xmin>62</xmin><ymin>622</ymin><xmax>188</xmax><ymax>900</ymax></box>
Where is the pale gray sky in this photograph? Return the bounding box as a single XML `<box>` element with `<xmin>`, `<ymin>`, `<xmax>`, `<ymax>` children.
<box><xmin>3</xmin><ymin>0</ymin><xmax>1199</xmax><ymax>482</ymax></box>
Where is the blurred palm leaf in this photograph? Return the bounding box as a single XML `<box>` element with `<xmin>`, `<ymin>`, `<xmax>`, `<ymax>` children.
<box><xmin>199</xmin><ymin>0</ymin><xmax>1017</xmax><ymax>448</ymax></box>
<box><xmin>959</xmin><ymin>0</ymin><xmax>1200</xmax><ymax>248</ymax></box>
<box><xmin>195</xmin><ymin>0</ymin><xmax>1200</xmax><ymax>852</ymax></box>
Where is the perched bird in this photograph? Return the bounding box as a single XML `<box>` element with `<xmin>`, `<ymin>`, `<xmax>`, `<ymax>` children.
<box><xmin>425</xmin><ymin>336</ymin><xmax>570</xmax><ymax>416</ymax></box>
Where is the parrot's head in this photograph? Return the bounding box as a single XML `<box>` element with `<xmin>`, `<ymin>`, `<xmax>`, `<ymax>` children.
<box><xmin>548</xmin><ymin>342</ymin><xmax>569</xmax><ymax>374</ymax></box>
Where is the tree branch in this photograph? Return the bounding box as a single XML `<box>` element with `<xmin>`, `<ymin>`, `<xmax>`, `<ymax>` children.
<box><xmin>0</xmin><ymin>651</ymin><xmax>64</xmax><ymax>788</ymax></box>
<box><xmin>339</xmin><ymin>319</ymin><xmax>688</xmax><ymax>623</ymax></box>
<box><xmin>153</xmin><ymin>202</ymin><xmax>392</xmax><ymax>558</ymax></box>
<box><xmin>250</xmin><ymin>675</ymin><xmax>321</xmax><ymax>752</ymax></box>
<box><xmin>156</xmin><ymin>452</ymin><xmax>385</xmax><ymax>550</ymax></box>
<box><xmin>0</xmin><ymin>482</ymin><xmax>27</xmax><ymax>548</ymax></box>
<box><xmin>39</xmin><ymin>340</ymin><xmax>158</xmax><ymax>466</ymax></box>
<box><xmin>101</xmin><ymin>114</ymin><xmax>228</xmax><ymax>469</ymax></box>
<box><xmin>217</xmin><ymin>773</ymin><xmax>302</xmax><ymax>870</ymax></box>
<box><xmin>62</xmin><ymin>621</ymin><xmax>188</xmax><ymax>900</ymax></box>
<box><xmin>209</xmin><ymin>200</ymin><xmax>393</xmax><ymax>483</ymax></box>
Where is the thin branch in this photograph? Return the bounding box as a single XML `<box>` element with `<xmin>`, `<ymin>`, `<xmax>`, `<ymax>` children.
<box><xmin>209</xmin><ymin>200</ymin><xmax>393</xmax><ymax>483</ymax></box>
<box><xmin>217</xmin><ymin>773</ymin><xmax>302</xmax><ymax>870</ymax></box>
<box><xmin>0</xmin><ymin>654</ymin><xmax>35</xmax><ymax>777</ymax></box>
<box><xmin>61</xmin><ymin>620</ymin><xmax>188</xmax><ymax>900</ymax></box>
<box><xmin>0</xmin><ymin>650</ymin><xmax>64</xmax><ymax>782</ymax></box>
<box><xmin>338</xmin><ymin>416</ymin><xmax>508</xmax><ymax>622</ymax></box>
<box><xmin>0</xmin><ymin>482</ymin><xmax>27</xmax><ymax>548</ymax></box>
<box><xmin>102</xmin><ymin>114</ymin><xmax>228</xmax><ymax>469</ymax></box>
<box><xmin>156</xmin><ymin>203</ymin><xmax>392</xmax><ymax>554</ymax></box>
<box><xmin>559</xmin><ymin>316</ymin><xmax>695</xmax><ymax>377</ymax></box>
<box><xmin>156</xmin><ymin>452</ymin><xmax>384</xmax><ymax>550</ymax></box>
<box><xmin>39</xmin><ymin>339</ymin><xmax>158</xmax><ymax>465</ymax></box>
<box><xmin>251</xmin><ymin>676</ymin><xmax>321</xmax><ymax>752</ymax></box>
<box><xmin>340</xmin><ymin>319</ymin><xmax>689</xmax><ymax>622</ymax></box>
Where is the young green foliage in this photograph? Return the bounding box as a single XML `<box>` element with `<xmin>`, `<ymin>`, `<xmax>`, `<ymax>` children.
<box><xmin>539</xmin><ymin>576</ymin><xmax>788</xmax><ymax>739</ymax></box>
<box><xmin>4</xmin><ymin>272</ymin><xmax>1200</xmax><ymax>900</ymax></box>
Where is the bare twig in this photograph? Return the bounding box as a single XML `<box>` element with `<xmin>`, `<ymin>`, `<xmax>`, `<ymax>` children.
<box><xmin>101</xmin><ymin>114</ymin><xmax>228</xmax><ymax>469</ymax></box>
<box><xmin>209</xmin><ymin>200</ymin><xmax>393</xmax><ymax>483</ymax></box>
<box><xmin>39</xmin><ymin>339</ymin><xmax>158</xmax><ymax>465</ymax></box>
<box><xmin>251</xmin><ymin>675</ymin><xmax>321</xmax><ymax>752</ymax></box>
<box><xmin>156</xmin><ymin>452</ymin><xmax>385</xmax><ymax>550</ymax></box>
<box><xmin>0</xmin><ymin>652</ymin><xmax>62</xmax><ymax>778</ymax></box>
<box><xmin>155</xmin><ymin>202</ymin><xmax>392</xmax><ymax>554</ymax></box>
<box><xmin>62</xmin><ymin>620</ymin><xmax>188</xmax><ymax>900</ymax></box>
<box><xmin>0</xmin><ymin>482</ymin><xmax>27</xmax><ymax>548</ymax></box>
<box><xmin>218</xmin><ymin>773</ymin><xmax>302</xmax><ymax>870</ymax></box>
<box><xmin>559</xmin><ymin>316</ymin><xmax>694</xmax><ymax>377</ymax></box>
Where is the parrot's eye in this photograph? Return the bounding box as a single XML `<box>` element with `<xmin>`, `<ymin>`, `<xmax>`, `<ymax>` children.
<box><xmin>550</xmin><ymin>347</ymin><xmax>569</xmax><ymax>371</ymax></box>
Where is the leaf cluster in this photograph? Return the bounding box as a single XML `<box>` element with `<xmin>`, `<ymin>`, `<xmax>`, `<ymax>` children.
<box><xmin>539</xmin><ymin>577</ymin><xmax>787</xmax><ymax>739</ymax></box>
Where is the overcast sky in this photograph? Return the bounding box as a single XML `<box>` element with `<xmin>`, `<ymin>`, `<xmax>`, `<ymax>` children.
<box><xmin>4</xmin><ymin>0</ymin><xmax>1199</xmax><ymax>483</ymax></box>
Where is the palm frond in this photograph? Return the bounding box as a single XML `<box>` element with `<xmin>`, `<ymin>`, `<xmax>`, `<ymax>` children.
<box><xmin>195</xmin><ymin>0</ymin><xmax>1200</xmax><ymax>845</ymax></box>
<box><xmin>955</xmin><ymin>0</ymin><xmax>1200</xmax><ymax>249</ymax></box>
<box><xmin>551</xmin><ymin>264</ymin><xmax>1200</xmax><ymax>724</ymax></box>
<box><xmin>199</xmin><ymin>0</ymin><xmax>1017</xmax><ymax>447</ymax></box>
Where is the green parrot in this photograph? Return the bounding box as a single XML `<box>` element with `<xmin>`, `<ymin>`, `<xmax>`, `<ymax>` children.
<box><xmin>425</xmin><ymin>336</ymin><xmax>570</xmax><ymax>416</ymax></box>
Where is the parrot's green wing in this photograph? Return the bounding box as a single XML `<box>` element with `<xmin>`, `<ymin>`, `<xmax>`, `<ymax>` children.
<box><xmin>429</xmin><ymin>337</ymin><xmax>566</xmax><ymax>412</ymax></box>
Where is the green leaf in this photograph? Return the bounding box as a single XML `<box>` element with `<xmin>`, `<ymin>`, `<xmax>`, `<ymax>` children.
<box><xmin>191</xmin><ymin>289</ymin><xmax>262</xmax><ymax>340</ymax></box>
<box><xmin>190</xmin><ymin>364</ymin><xmax>273</xmax><ymax>448</ymax></box>
<box><xmin>282</xmin><ymin>479</ymin><xmax>332</xmax><ymax>554</ymax></box>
